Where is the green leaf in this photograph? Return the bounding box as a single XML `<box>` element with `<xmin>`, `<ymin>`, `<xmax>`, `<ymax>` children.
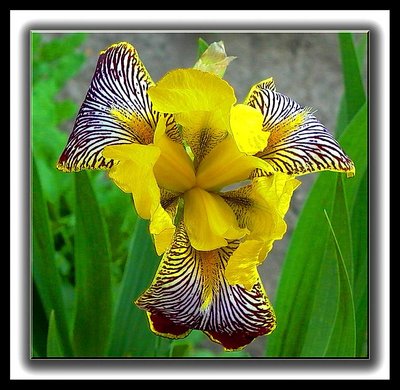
<box><xmin>331</xmin><ymin>175</ymin><xmax>354</xmax><ymax>285</ymax></box>
<box><xmin>335</xmin><ymin>33</ymin><xmax>367</xmax><ymax>135</ymax></box>
<box><xmin>55</xmin><ymin>99</ymin><xmax>78</xmax><ymax>124</ymax></box>
<box><xmin>323</xmin><ymin>209</ymin><xmax>356</xmax><ymax>356</ymax></box>
<box><xmin>91</xmin><ymin>173</ymin><xmax>137</xmax><ymax>268</ymax></box>
<box><xmin>337</xmin><ymin>105</ymin><xmax>368</xmax><ymax>353</ymax></box>
<box><xmin>32</xmin><ymin>280</ymin><xmax>49</xmax><ymax>357</ymax></box>
<box><xmin>350</xmin><ymin>171</ymin><xmax>368</xmax><ymax>356</ymax></box>
<box><xmin>47</xmin><ymin>310</ymin><xmax>64</xmax><ymax>357</ymax></box>
<box><xmin>32</xmin><ymin>33</ymin><xmax>87</xmax><ymax>89</ymax></box>
<box><xmin>266</xmin><ymin>104</ymin><xmax>367</xmax><ymax>357</ymax></box>
<box><xmin>31</xmin><ymin>32</ymin><xmax>86</xmax><ymax>214</ymax></box>
<box><xmin>41</xmin><ymin>33</ymin><xmax>87</xmax><ymax>62</ymax></box>
<box><xmin>339</xmin><ymin>103</ymin><xmax>368</xmax><ymax>209</ymax></box>
<box><xmin>52</xmin><ymin>52</ymin><xmax>86</xmax><ymax>89</ymax></box>
<box><xmin>297</xmin><ymin>215</ymin><xmax>340</xmax><ymax>357</ymax></box>
<box><xmin>298</xmin><ymin>175</ymin><xmax>354</xmax><ymax>357</ymax></box>
<box><xmin>169</xmin><ymin>331</ymin><xmax>208</xmax><ymax>357</ymax></box>
<box><xmin>355</xmin><ymin>34</ymin><xmax>368</xmax><ymax>78</ymax></box>
<box><xmin>266</xmin><ymin>172</ymin><xmax>337</xmax><ymax>357</ymax></box>
<box><xmin>32</xmin><ymin>156</ymin><xmax>73</xmax><ymax>356</ymax></box>
<box><xmin>332</xmin><ymin>104</ymin><xmax>368</xmax><ymax>357</ymax></box>
<box><xmin>336</xmin><ymin>33</ymin><xmax>366</xmax><ymax>136</ymax></box>
<box><xmin>197</xmin><ymin>37</ymin><xmax>209</xmax><ymax>59</ymax></box>
<box><xmin>107</xmin><ymin>218</ymin><xmax>171</xmax><ymax>357</ymax></box>
<box><xmin>31</xmin><ymin>33</ymin><xmax>42</xmax><ymax>60</ymax></box>
<box><xmin>72</xmin><ymin>171</ymin><xmax>112</xmax><ymax>356</ymax></box>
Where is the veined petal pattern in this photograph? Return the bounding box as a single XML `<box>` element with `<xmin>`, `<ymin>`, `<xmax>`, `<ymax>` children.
<box><xmin>136</xmin><ymin>223</ymin><xmax>276</xmax><ymax>351</ymax></box>
<box><xmin>246</xmin><ymin>84</ymin><xmax>355</xmax><ymax>177</ymax></box>
<box><xmin>57</xmin><ymin>42</ymin><xmax>178</xmax><ymax>172</ymax></box>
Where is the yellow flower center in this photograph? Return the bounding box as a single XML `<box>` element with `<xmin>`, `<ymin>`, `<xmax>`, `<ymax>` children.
<box><xmin>147</xmin><ymin>116</ymin><xmax>272</xmax><ymax>251</ymax></box>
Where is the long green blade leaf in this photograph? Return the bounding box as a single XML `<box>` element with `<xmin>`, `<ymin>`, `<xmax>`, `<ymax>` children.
<box><xmin>73</xmin><ymin>171</ymin><xmax>112</xmax><ymax>356</ymax></box>
<box><xmin>332</xmin><ymin>175</ymin><xmax>354</xmax><ymax>285</ymax></box>
<box><xmin>32</xmin><ymin>280</ymin><xmax>49</xmax><ymax>357</ymax></box>
<box><xmin>336</xmin><ymin>33</ymin><xmax>366</xmax><ymax>137</ymax></box>
<box><xmin>355</xmin><ymin>34</ymin><xmax>368</xmax><ymax>77</ymax></box>
<box><xmin>298</xmin><ymin>175</ymin><xmax>354</xmax><ymax>357</ymax></box>
<box><xmin>350</xmin><ymin>170</ymin><xmax>368</xmax><ymax>356</ymax></box>
<box><xmin>32</xmin><ymin>156</ymin><xmax>73</xmax><ymax>356</ymax></box>
<box><xmin>266</xmin><ymin>104</ymin><xmax>367</xmax><ymax>357</ymax></box>
<box><xmin>107</xmin><ymin>218</ymin><xmax>171</xmax><ymax>357</ymax></box>
<box><xmin>339</xmin><ymin>95</ymin><xmax>368</xmax><ymax>357</ymax></box>
<box><xmin>339</xmin><ymin>104</ymin><xmax>368</xmax><ymax>211</ymax></box>
<box><xmin>324</xmin><ymin>209</ymin><xmax>356</xmax><ymax>356</ymax></box>
<box><xmin>266</xmin><ymin>172</ymin><xmax>337</xmax><ymax>357</ymax></box>
<box><xmin>298</xmin><ymin>216</ymin><xmax>340</xmax><ymax>357</ymax></box>
<box><xmin>47</xmin><ymin>310</ymin><xmax>64</xmax><ymax>357</ymax></box>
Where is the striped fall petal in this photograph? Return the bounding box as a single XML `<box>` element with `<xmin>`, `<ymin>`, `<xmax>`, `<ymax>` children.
<box><xmin>136</xmin><ymin>223</ymin><xmax>276</xmax><ymax>351</ymax></box>
<box><xmin>56</xmin><ymin>42</ymin><xmax>179</xmax><ymax>173</ymax></box>
<box><xmin>245</xmin><ymin>78</ymin><xmax>355</xmax><ymax>177</ymax></box>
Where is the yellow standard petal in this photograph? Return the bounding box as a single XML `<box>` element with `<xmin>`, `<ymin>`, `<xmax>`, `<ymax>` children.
<box><xmin>183</xmin><ymin>187</ymin><xmax>247</xmax><ymax>251</ymax></box>
<box><xmin>230</xmin><ymin>104</ymin><xmax>269</xmax><ymax>155</ymax></box>
<box><xmin>148</xmin><ymin>69</ymin><xmax>237</xmax><ymax>165</ymax></box>
<box><xmin>148</xmin><ymin>68</ymin><xmax>236</xmax><ymax>115</ymax></box>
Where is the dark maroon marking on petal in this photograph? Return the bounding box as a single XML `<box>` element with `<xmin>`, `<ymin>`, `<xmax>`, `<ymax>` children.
<box><xmin>206</xmin><ymin>325</ymin><xmax>272</xmax><ymax>351</ymax></box>
<box><xmin>149</xmin><ymin>312</ymin><xmax>191</xmax><ymax>338</ymax></box>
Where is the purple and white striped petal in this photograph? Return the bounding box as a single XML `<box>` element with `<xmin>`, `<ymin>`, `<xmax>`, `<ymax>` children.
<box><xmin>136</xmin><ymin>223</ymin><xmax>276</xmax><ymax>351</ymax></box>
<box><xmin>245</xmin><ymin>80</ymin><xmax>355</xmax><ymax>177</ymax></box>
<box><xmin>57</xmin><ymin>42</ymin><xmax>176</xmax><ymax>172</ymax></box>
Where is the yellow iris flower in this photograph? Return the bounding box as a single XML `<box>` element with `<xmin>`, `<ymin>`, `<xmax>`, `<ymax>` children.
<box><xmin>57</xmin><ymin>42</ymin><xmax>354</xmax><ymax>351</ymax></box>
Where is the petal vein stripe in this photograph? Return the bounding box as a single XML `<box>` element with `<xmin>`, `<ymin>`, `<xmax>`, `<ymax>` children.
<box><xmin>247</xmin><ymin>87</ymin><xmax>355</xmax><ymax>177</ymax></box>
<box><xmin>136</xmin><ymin>223</ymin><xmax>275</xmax><ymax>350</ymax></box>
<box><xmin>57</xmin><ymin>42</ymin><xmax>159</xmax><ymax>172</ymax></box>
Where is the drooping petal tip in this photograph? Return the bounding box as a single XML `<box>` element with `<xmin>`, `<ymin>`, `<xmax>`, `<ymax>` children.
<box><xmin>136</xmin><ymin>223</ymin><xmax>276</xmax><ymax>351</ymax></box>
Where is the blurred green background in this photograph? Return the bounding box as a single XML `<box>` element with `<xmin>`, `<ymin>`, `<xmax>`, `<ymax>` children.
<box><xmin>32</xmin><ymin>32</ymin><xmax>367</xmax><ymax>358</ymax></box>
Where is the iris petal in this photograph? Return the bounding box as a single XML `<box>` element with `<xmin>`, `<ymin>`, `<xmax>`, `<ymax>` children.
<box><xmin>148</xmin><ymin>68</ymin><xmax>236</xmax><ymax>115</ymax></box>
<box><xmin>103</xmin><ymin>143</ymin><xmax>175</xmax><ymax>255</ymax></box>
<box><xmin>136</xmin><ymin>223</ymin><xmax>276</xmax><ymax>351</ymax></box>
<box><xmin>246</xmin><ymin>82</ymin><xmax>355</xmax><ymax>177</ymax></box>
<box><xmin>57</xmin><ymin>42</ymin><xmax>158</xmax><ymax>172</ymax></box>
<box><xmin>224</xmin><ymin>240</ymin><xmax>266</xmax><ymax>290</ymax></box>
<box><xmin>230</xmin><ymin>104</ymin><xmax>268</xmax><ymax>155</ymax></box>
<box><xmin>221</xmin><ymin>174</ymin><xmax>300</xmax><ymax>247</ymax></box>
<box><xmin>148</xmin><ymin>69</ymin><xmax>236</xmax><ymax>164</ymax></box>
<box><xmin>183</xmin><ymin>187</ymin><xmax>247</xmax><ymax>251</ymax></box>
